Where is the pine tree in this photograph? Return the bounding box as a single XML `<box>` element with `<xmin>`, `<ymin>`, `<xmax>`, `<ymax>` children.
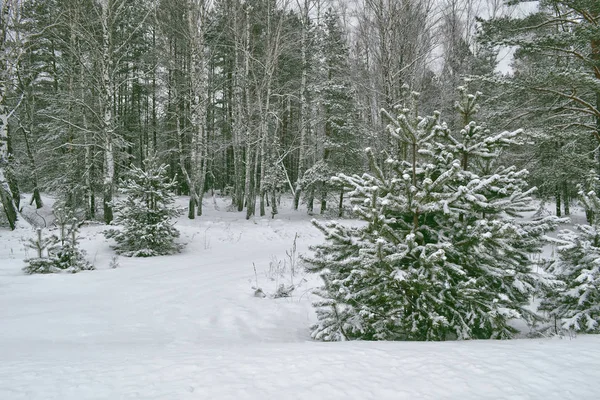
<box><xmin>105</xmin><ymin>156</ymin><xmax>183</xmax><ymax>257</ymax></box>
<box><xmin>525</xmin><ymin>127</ymin><xmax>595</xmax><ymax>217</ymax></box>
<box><xmin>306</xmin><ymin>89</ymin><xmax>559</xmax><ymax>341</ymax></box>
<box><xmin>477</xmin><ymin>1</ymin><xmax>600</xmax><ymax>212</ymax></box>
<box><xmin>541</xmin><ymin>172</ymin><xmax>600</xmax><ymax>333</ymax></box>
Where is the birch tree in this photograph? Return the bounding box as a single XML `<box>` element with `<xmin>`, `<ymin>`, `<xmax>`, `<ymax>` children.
<box><xmin>256</xmin><ymin>0</ymin><xmax>287</xmax><ymax>217</ymax></box>
<box><xmin>292</xmin><ymin>0</ymin><xmax>314</xmax><ymax>210</ymax></box>
<box><xmin>0</xmin><ymin>0</ymin><xmax>20</xmax><ymax>229</ymax></box>
<box><xmin>352</xmin><ymin>0</ymin><xmax>435</xmax><ymax>154</ymax></box>
<box><xmin>95</xmin><ymin>0</ymin><xmax>118</xmax><ymax>223</ymax></box>
<box><xmin>187</xmin><ymin>0</ymin><xmax>211</xmax><ymax>218</ymax></box>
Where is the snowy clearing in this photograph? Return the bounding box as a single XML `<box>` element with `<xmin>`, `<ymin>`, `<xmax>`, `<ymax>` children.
<box><xmin>1</xmin><ymin>197</ymin><xmax>599</xmax><ymax>399</ymax></box>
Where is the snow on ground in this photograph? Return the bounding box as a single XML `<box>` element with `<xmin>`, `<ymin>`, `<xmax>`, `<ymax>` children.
<box><xmin>1</xmin><ymin>196</ymin><xmax>599</xmax><ymax>399</ymax></box>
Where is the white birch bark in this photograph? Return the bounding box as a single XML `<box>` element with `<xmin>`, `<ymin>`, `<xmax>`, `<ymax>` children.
<box><xmin>0</xmin><ymin>0</ymin><xmax>19</xmax><ymax>229</ymax></box>
<box><xmin>78</xmin><ymin>19</ymin><xmax>95</xmax><ymax>220</ymax></box>
<box><xmin>293</xmin><ymin>0</ymin><xmax>311</xmax><ymax>210</ymax></box>
<box><xmin>187</xmin><ymin>0</ymin><xmax>210</xmax><ymax>217</ymax></box>
<box><xmin>258</xmin><ymin>2</ymin><xmax>282</xmax><ymax>217</ymax></box>
<box><xmin>99</xmin><ymin>0</ymin><xmax>117</xmax><ymax>224</ymax></box>
<box><xmin>243</xmin><ymin>4</ymin><xmax>254</xmax><ymax>219</ymax></box>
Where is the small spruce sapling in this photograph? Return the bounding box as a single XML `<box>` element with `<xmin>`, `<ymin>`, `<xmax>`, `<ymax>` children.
<box><xmin>104</xmin><ymin>156</ymin><xmax>183</xmax><ymax>257</ymax></box>
<box><xmin>52</xmin><ymin>208</ymin><xmax>93</xmax><ymax>272</ymax></box>
<box><xmin>23</xmin><ymin>208</ymin><xmax>93</xmax><ymax>274</ymax></box>
<box><xmin>23</xmin><ymin>228</ymin><xmax>59</xmax><ymax>274</ymax></box>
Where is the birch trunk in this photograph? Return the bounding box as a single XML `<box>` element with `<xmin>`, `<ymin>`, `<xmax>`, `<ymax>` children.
<box><xmin>244</xmin><ymin>141</ymin><xmax>254</xmax><ymax>219</ymax></box>
<box><xmin>188</xmin><ymin>0</ymin><xmax>209</xmax><ymax>217</ymax></box>
<box><xmin>243</xmin><ymin>4</ymin><xmax>254</xmax><ymax>219</ymax></box>
<box><xmin>81</xmin><ymin>50</ymin><xmax>95</xmax><ymax>220</ymax></box>
<box><xmin>231</xmin><ymin>1</ymin><xmax>245</xmax><ymax>211</ymax></box>
<box><xmin>259</xmin><ymin>114</ymin><xmax>267</xmax><ymax>216</ymax></box>
<box><xmin>100</xmin><ymin>1</ymin><xmax>115</xmax><ymax>224</ymax></box>
<box><xmin>0</xmin><ymin>0</ymin><xmax>18</xmax><ymax>229</ymax></box>
<box><xmin>0</xmin><ymin>112</ymin><xmax>17</xmax><ymax>229</ymax></box>
<box><xmin>258</xmin><ymin>75</ymin><xmax>274</xmax><ymax>219</ymax></box>
<box><xmin>293</xmin><ymin>0</ymin><xmax>310</xmax><ymax>210</ymax></box>
<box><xmin>177</xmin><ymin>115</ymin><xmax>199</xmax><ymax>218</ymax></box>
<box><xmin>233</xmin><ymin>78</ymin><xmax>245</xmax><ymax>211</ymax></box>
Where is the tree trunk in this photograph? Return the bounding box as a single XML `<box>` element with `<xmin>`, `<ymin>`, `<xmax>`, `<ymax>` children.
<box><xmin>5</xmin><ymin>154</ymin><xmax>19</xmax><ymax>210</ymax></box>
<box><xmin>244</xmin><ymin>140</ymin><xmax>253</xmax><ymax>219</ymax></box>
<box><xmin>188</xmin><ymin>0</ymin><xmax>210</xmax><ymax>218</ymax></box>
<box><xmin>294</xmin><ymin>1</ymin><xmax>310</xmax><ymax>211</ymax></box>
<box><xmin>320</xmin><ymin>182</ymin><xmax>327</xmax><ymax>214</ymax></box>
<box><xmin>100</xmin><ymin>1</ymin><xmax>115</xmax><ymax>224</ymax></box>
<box><xmin>245</xmin><ymin>144</ymin><xmax>259</xmax><ymax>220</ymax></box>
<box><xmin>259</xmin><ymin>111</ymin><xmax>267</xmax><ymax>217</ymax></box>
<box><xmin>177</xmin><ymin>115</ymin><xmax>199</xmax><ymax>219</ymax></box>
<box><xmin>0</xmin><ymin>178</ymin><xmax>17</xmax><ymax>229</ymax></box>
<box><xmin>0</xmin><ymin>0</ymin><xmax>18</xmax><ymax>229</ymax></box>
<box><xmin>0</xmin><ymin>121</ymin><xmax>17</xmax><ymax>229</ymax></box>
<box><xmin>338</xmin><ymin>185</ymin><xmax>344</xmax><ymax>217</ymax></box>
<box><xmin>188</xmin><ymin>196</ymin><xmax>196</xmax><ymax>219</ymax></box>
<box><xmin>243</xmin><ymin>4</ymin><xmax>254</xmax><ymax>219</ymax></box>
<box><xmin>597</xmin><ymin>91</ymin><xmax>600</xmax><ymax>193</ymax></box>
<box><xmin>271</xmin><ymin>189</ymin><xmax>277</xmax><ymax>218</ymax></box>
<box><xmin>231</xmin><ymin>2</ymin><xmax>245</xmax><ymax>212</ymax></box>
<box><xmin>81</xmin><ymin>52</ymin><xmax>95</xmax><ymax>220</ymax></box>
<box><xmin>555</xmin><ymin>185</ymin><xmax>561</xmax><ymax>217</ymax></box>
<box><xmin>21</xmin><ymin>118</ymin><xmax>42</xmax><ymax>209</ymax></box>
<box><xmin>591</xmin><ymin>12</ymin><xmax>600</xmax><ymax>194</ymax></box>
<box><xmin>563</xmin><ymin>182</ymin><xmax>570</xmax><ymax>216</ymax></box>
<box><xmin>307</xmin><ymin>186</ymin><xmax>314</xmax><ymax>214</ymax></box>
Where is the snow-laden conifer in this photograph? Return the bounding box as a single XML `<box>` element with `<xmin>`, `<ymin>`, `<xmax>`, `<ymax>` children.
<box><xmin>105</xmin><ymin>156</ymin><xmax>183</xmax><ymax>257</ymax></box>
<box><xmin>306</xmin><ymin>89</ymin><xmax>559</xmax><ymax>341</ymax></box>
<box><xmin>23</xmin><ymin>208</ymin><xmax>93</xmax><ymax>274</ymax></box>
<box><xmin>541</xmin><ymin>172</ymin><xmax>600</xmax><ymax>333</ymax></box>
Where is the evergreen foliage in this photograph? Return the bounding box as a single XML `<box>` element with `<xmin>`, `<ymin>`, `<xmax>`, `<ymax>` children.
<box><xmin>23</xmin><ymin>228</ymin><xmax>58</xmax><ymax>274</ymax></box>
<box><xmin>104</xmin><ymin>156</ymin><xmax>183</xmax><ymax>257</ymax></box>
<box><xmin>300</xmin><ymin>8</ymin><xmax>364</xmax><ymax>214</ymax></box>
<box><xmin>23</xmin><ymin>208</ymin><xmax>93</xmax><ymax>274</ymax></box>
<box><xmin>51</xmin><ymin>209</ymin><xmax>93</xmax><ymax>272</ymax></box>
<box><xmin>525</xmin><ymin>128</ymin><xmax>595</xmax><ymax>217</ymax></box>
<box><xmin>477</xmin><ymin>0</ymin><xmax>600</xmax><ymax>211</ymax></box>
<box><xmin>306</xmin><ymin>89</ymin><xmax>559</xmax><ymax>341</ymax></box>
<box><xmin>319</xmin><ymin>9</ymin><xmax>363</xmax><ymax>176</ymax></box>
<box><xmin>541</xmin><ymin>172</ymin><xmax>600</xmax><ymax>333</ymax></box>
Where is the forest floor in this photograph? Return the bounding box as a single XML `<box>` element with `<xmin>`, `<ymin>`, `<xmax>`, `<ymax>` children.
<box><xmin>0</xmin><ymin>195</ymin><xmax>599</xmax><ymax>399</ymax></box>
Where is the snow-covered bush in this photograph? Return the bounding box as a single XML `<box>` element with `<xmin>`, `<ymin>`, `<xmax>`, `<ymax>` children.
<box><xmin>541</xmin><ymin>174</ymin><xmax>600</xmax><ymax>333</ymax></box>
<box><xmin>305</xmin><ymin>89</ymin><xmax>559</xmax><ymax>341</ymax></box>
<box><xmin>104</xmin><ymin>156</ymin><xmax>183</xmax><ymax>257</ymax></box>
<box><xmin>23</xmin><ymin>209</ymin><xmax>93</xmax><ymax>274</ymax></box>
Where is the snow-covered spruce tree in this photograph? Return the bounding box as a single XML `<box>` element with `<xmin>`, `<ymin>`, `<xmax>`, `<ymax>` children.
<box><xmin>104</xmin><ymin>156</ymin><xmax>183</xmax><ymax>257</ymax></box>
<box><xmin>51</xmin><ymin>209</ymin><xmax>93</xmax><ymax>272</ymax></box>
<box><xmin>23</xmin><ymin>228</ymin><xmax>60</xmax><ymax>274</ymax></box>
<box><xmin>306</xmin><ymin>89</ymin><xmax>559</xmax><ymax>341</ymax></box>
<box><xmin>541</xmin><ymin>172</ymin><xmax>600</xmax><ymax>333</ymax></box>
<box><xmin>23</xmin><ymin>208</ymin><xmax>93</xmax><ymax>274</ymax></box>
